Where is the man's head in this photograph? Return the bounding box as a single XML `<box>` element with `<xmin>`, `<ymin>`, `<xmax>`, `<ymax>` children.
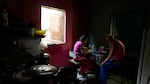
<box><xmin>105</xmin><ymin>34</ymin><xmax>114</xmax><ymax>43</ymax></box>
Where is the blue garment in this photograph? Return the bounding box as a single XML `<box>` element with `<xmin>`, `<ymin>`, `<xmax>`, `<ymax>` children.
<box><xmin>99</xmin><ymin>58</ymin><xmax>120</xmax><ymax>84</ymax></box>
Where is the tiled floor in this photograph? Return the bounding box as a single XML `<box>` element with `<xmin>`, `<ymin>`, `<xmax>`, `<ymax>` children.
<box><xmin>81</xmin><ymin>74</ymin><xmax>133</xmax><ymax>84</ymax></box>
<box><xmin>107</xmin><ymin>75</ymin><xmax>136</xmax><ymax>84</ymax></box>
<box><xmin>50</xmin><ymin>67</ymin><xmax>136</xmax><ymax>84</ymax></box>
<box><xmin>50</xmin><ymin>74</ymin><xmax>136</xmax><ymax>84</ymax></box>
<box><xmin>107</xmin><ymin>75</ymin><xmax>124</xmax><ymax>84</ymax></box>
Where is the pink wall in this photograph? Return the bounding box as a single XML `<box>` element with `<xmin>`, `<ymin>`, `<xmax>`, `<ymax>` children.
<box><xmin>4</xmin><ymin>0</ymin><xmax>87</xmax><ymax>67</ymax></box>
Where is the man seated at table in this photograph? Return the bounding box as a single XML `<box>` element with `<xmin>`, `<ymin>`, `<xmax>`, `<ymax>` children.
<box><xmin>99</xmin><ymin>34</ymin><xmax>125</xmax><ymax>84</ymax></box>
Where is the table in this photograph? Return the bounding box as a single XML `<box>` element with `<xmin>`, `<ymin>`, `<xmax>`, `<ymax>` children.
<box><xmin>91</xmin><ymin>50</ymin><xmax>108</xmax><ymax>65</ymax></box>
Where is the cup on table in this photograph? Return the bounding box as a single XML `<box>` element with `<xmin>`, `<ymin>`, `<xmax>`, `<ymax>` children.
<box><xmin>98</xmin><ymin>46</ymin><xmax>104</xmax><ymax>53</ymax></box>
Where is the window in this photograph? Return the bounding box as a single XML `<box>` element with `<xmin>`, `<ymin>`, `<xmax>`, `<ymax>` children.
<box><xmin>40</xmin><ymin>5</ymin><xmax>66</xmax><ymax>48</ymax></box>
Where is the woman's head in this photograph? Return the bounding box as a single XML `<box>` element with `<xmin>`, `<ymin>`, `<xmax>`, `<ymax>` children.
<box><xmin>79</xmin><ymin>35</ymin><xmax>88</xmax><ymax>43</ymax></box>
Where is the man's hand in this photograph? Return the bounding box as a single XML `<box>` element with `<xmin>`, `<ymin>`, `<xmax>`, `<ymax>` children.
<box><xmin>100</xmin><ymin>62</ymin><xmax>105</xmax><ymax>66</ymax></box>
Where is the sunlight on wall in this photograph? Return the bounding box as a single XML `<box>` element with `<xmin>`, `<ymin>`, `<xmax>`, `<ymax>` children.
<box><xmin>40</xmin><ymin>5</ymin><xmax>66</xmax><ymax>48</ymax></box>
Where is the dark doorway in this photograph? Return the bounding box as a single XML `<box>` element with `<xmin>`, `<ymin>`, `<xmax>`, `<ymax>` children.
<box><xmin>110</xmin><ymin>11</ymin><xmax>144</xmax><ymax>83</ymax></box>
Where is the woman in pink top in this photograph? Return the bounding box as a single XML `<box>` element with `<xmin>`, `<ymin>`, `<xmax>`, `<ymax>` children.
<box><xmin>73</xmin><ymin>35</ymin><xmax>94</xmax><ymax>77</ymax></box>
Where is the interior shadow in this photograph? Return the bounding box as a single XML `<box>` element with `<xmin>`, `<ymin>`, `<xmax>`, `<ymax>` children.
<box><xmin>109</xmin><ymin>10</ymin><xmax>145</xmax><ymax>83</ymax></box>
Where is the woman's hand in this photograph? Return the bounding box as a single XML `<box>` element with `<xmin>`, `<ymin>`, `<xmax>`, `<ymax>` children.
<box><xmin>83</xmin><ymin>47</ymin><xmax>90</xmax><ymax>54</ymax></box>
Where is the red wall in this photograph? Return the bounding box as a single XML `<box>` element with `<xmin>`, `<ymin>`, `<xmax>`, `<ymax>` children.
<box><xmin>4</xmin><ymin>0</ymin><xmax>87</xmax><ymax>67</ymax></box>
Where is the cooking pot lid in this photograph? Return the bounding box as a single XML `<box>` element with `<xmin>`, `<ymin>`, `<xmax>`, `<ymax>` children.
<box><xmin>30</xmin><ymin>64</ymin><xmax>58</xmax><ymax>75</ymax></box>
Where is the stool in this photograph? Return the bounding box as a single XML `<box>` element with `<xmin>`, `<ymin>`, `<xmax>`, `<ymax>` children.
<box><xmin>68</xmin><ymin>50</ymin><xmax>97</xmax><ymax>84</ymax></box>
